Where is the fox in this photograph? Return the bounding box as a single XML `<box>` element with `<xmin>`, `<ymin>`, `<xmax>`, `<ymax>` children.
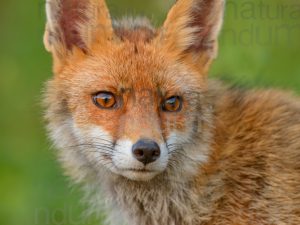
<box><xmin>43</xmin><ymin>0</ymin><xmax>300</xmax><ymax>224</ymax></box>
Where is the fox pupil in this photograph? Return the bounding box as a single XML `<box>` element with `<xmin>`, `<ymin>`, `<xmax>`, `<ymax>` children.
<box><xmin>103</xmin><ymin>96</ymin><xmax>110</xmax><ymax>104</ymax></box>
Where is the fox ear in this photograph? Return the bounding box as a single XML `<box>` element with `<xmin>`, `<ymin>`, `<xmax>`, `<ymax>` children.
<box><xmin>44</xmin><ymin>0</ymin><xmax>113</xmax><ymax>70</ymax></box>
<box><xmin>159</xmin><ymin>0</ymin><xmax>225</xmax><ymax>70</ymax></box>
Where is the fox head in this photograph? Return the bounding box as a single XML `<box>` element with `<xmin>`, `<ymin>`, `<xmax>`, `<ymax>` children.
<box><xmin>44</xmin><ymin>0</ymin><xmax>225</xmax><ymax>182</ymax></box>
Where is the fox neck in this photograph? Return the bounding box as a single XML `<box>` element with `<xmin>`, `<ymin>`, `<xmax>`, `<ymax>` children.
<box><xmin>99</xmin><ymin>173</ymin><xmax>209</xmax><ymax>225</ymax></box>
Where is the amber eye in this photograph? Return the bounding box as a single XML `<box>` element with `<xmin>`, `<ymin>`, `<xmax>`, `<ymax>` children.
<box><xmin>93</xmin><ymin>92</ymin><xmax>117</xmax><ymax>109</ymax></box>
<box><xmin>162</xmin><ymin>96</ymin><xmax>182</xmax><ymax>112</ymax></box>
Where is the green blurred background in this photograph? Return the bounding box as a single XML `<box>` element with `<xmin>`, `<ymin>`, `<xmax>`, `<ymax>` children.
<box><xmin>0</xmin><ymin>0</ymin><xmax>299</xmax><ymax>225</ymax></box>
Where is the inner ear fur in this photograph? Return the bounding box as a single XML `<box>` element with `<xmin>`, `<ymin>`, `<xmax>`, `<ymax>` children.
<box><xmin>158</xmin><ymin>0</ymin><xmax>225</xmax><ymax>70</ymax></box>
<box><xmin>44</xmin><ymin>0</ymin><xmax>114</xmax><ymax>70</ymax></box>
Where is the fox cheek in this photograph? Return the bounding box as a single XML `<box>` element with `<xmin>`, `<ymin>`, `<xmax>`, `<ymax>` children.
<box><xmin>71</xmin><ymin>123</ymin><xmax>114</xmax><ymax>147</ymax></box>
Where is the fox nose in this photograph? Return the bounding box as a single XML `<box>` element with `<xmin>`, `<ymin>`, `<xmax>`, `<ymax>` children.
<box><xmin>132</xmin><ymin>139</ymin><xmax>161</xmax><ymax>165</ymax></box>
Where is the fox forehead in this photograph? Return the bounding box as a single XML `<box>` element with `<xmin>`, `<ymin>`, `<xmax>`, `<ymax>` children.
<box><xmin>60</xmin><ymin>41</ymin><xmax>204</xmax><ymax>97</ymax></box>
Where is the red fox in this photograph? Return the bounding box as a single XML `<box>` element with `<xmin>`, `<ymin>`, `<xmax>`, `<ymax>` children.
<box><xmin>43</xmin><ymin>0</ymin><xmax>300</xmax><ymax>224</ymax></box>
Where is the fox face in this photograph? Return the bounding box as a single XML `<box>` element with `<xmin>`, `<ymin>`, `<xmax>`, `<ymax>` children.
<box><xmin>44</xmin><ymin>0</ymin><xmax>224</xmax><ymax>182</ymax></box>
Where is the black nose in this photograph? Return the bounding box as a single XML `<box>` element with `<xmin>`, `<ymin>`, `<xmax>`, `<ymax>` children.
<box><xmin>132</xmin><ymin>139</ymin><xmax>161</xmax><ymax>165</ymax></box>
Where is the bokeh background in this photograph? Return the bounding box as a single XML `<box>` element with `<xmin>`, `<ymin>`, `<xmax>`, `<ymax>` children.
<box><xmin>0</xmin><ymin>0</ymin><xmax>299</xmax><ymax>225</ymax></box>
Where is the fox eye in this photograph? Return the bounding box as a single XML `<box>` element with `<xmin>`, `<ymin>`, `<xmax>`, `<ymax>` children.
<box><xmin>93</xmin><ymin>92</ymin><xmax>117</xmax><ymax>109</ymax></box>
<box><xmin>162</xmin><ymin>96</ymin><xmax>182</xmax><ymax>112</ymax></box>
